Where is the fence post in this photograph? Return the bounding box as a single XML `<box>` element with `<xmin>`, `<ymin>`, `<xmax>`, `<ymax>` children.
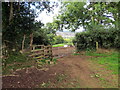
<box><xmin>96</xmin><ymin>42</ymin><xmax>98</xmax><ymax>51</ymax></box>
<box><xmin>50</xmin><ymin>45</ymin><xmax>53</xmax><ymax>60</ymax></box>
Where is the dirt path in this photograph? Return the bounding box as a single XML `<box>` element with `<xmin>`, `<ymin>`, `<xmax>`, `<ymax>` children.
<box><xmin>2</xmin><ymin>53</ymin><xmax>118</xmax><ymax>88</ymax></box>
<box><xmin>52</xmin><ymin>47</ymin><xmax>75</xmax><ymax>58</ymax></box>
<box><xmin>55</xmin><ymin>55</ymin><xmax>101</xmax><ymax>88</ymax></box>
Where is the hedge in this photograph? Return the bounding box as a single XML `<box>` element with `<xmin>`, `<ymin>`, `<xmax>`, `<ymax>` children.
<box><xmin>73</xmin><ymin>29</ymin><xmax>120</xmax><ymax>51</ymax></box>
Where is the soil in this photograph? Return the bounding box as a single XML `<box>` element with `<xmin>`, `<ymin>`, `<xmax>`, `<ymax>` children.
<box><xmin>2</xmin><ymin>47</ymin><xmax>118</xmax><ymax>88</ymax></box>
<box><xmin>52</xmin><ymin>46</ymin><xmax>75</xmax><ymax>58</ymax></box>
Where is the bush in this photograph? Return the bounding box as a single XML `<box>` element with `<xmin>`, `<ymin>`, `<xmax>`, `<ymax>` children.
<box><xmin>3</xmin><ymin>51</ymin><xmax>28</xmax><ymax>65</ymax></box>
<box><xmin>54</xmin><ymin>35</ymin><xmax>64</xmax><ymax>44</ymax></box>
<box><xmin>73</xmin><ymin>29</ymin><xmax>120</xmax><ymax>51</ymax></box>
<box><xmin>64</xmin><ymin>38</ymin><xmax>73</xmax><ymax>44</ymax></box>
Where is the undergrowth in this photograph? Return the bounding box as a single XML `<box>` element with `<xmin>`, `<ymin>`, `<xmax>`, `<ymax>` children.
<box><xmin>2</xmin><ymin>51</ymin><xmax>34</xmax><ymax>75</ymax></box>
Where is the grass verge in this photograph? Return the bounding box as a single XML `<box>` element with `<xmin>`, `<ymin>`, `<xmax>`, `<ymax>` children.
<box><xmin>2</xmin><ymin>51</ymin><xmax>36</xmax><ymax>75</ymax></box>
<box><xmin>85</xmin><ymin>49</ymin><xmax>118</xmax><ymax>88</ymax></box>
<box><xmin>85</xmin><ymin>50</ymin><xmax>118</xmax><ymax>74</ymax></box>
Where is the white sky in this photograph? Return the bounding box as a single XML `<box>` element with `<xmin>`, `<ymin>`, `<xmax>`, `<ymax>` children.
<box><xmin>35</xmin><ymin>7</ymin><xmax>60</xmax><ymax>24</ymax></box>
<box><xmin>35</xmin><ymin>2</ymin><xmax>61</xmax><ymax>24</ymax></box>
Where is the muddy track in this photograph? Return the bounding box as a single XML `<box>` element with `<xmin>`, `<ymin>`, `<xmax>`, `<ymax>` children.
<box><xmin>52</xmin><ymin>47</ymin><xmax>75</xmax><ymax>58</ymax></box>
<box><xmin>59</xmin><ymin>55</ymin><xmax>101</xmax><ymax>88</ymax></box>
<box><xmin>3</xmin><ymin>55</ymin><xmax>102</xmax><ymax>88</ymax></box>
<box><xmin>2</xmin><ymin>48</ymin><xmax>118</xmax><ymax>88</ymax></box>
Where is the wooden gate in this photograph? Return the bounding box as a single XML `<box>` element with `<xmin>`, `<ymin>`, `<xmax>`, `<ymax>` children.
<box><xmin>29</xmin><ymin>45</ymin><xmax>52</xmax><ymax>61</ymax></box>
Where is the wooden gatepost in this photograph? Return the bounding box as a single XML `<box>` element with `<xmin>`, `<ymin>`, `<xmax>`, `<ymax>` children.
<box><xmin>44</xmin><ymin>45</ymin><xmax>52</xmax><ymax>60</ymax></box>
<box><xmin>29</xmin><ymin>45</ymin><xmax>53</xmax><ymax>65</ymax></box>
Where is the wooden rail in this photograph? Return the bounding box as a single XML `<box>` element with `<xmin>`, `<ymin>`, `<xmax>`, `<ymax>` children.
<box><xmin>29</xmin><ymin>45</ymin><xmax>52</xmax><ymax>61</ymax></box>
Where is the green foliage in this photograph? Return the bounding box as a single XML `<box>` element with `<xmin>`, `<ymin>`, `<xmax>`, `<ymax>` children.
<box><xmin>37</xmin><ymin>58</ymin><xmax>57</xmax><ymax>66</ymax></box>
<box><xmin>52</xmin><ymin>58</ymin><xmax>57</xmax><ymax>64</ymax></box>
<box><xmin>54</xmin><ymin>35</ymin><xmax>64</xmax><ymax>44</ymax></box>
<box><xmin>56</xmin><ymin>2</ymin><xmax>119</xmax><ymax>31</ymax></box>
<box><xmin>47</xmin><ymin>34</ymin><xmax>56</xmax><ymax>45</ymax></box>
<box><xmin>2</xmin><ymin>2</ymin><xmax>37</xmax><ymax>50</ymax></box>
<box><xmin>2</xmin><ymin>2</ymin><xmax>57</xmax><ymax>53</ymax></box>
<box><xmin>57</xmin><ymin>2</ymin><xmax>86</xmax><ymax>31</ymax></box>
<box><xmin>2</xmin><ymin>51</ymin><xmax>30</xmax><ymax>75</ymax></box>
<box><xmin>73</xmin><ymin>29</ymin><xmax>120</xmax><ymax>51</ymax></box>
<box><xmin>3</xmin><ymin>51</ymin><xmax>27</xmax><ymax>64</ymax></box>
<box><xmin>64</xmin><ymin>38</ymin><xmax>73</xmax><ymax>44</ymax></box>
<box><xmin>33</xmin><ymin>28</ymin><xmax>50</xmax><ymax>45</ymax></box>
<box><xmin>2</xmin><ymin>56</ymin><xmax>35</xmax><ymax>75</ymax></box>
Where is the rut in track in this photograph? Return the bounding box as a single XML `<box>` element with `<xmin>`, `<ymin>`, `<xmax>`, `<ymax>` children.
<box><xmin>57</xmin><ymin>55</ymin><xmax>101</xmax><ymax>88</ymax></box>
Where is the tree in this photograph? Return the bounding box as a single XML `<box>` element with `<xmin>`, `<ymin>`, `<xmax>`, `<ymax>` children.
<box><xmin>106</xmin><ymin>2</ymin><xmax>119</xmax><ymax>30</ymax></box>
<box><xmin>57</xmin><ymin>2</ymin><xmax>86</xmax><ymax>31</ymax></box>
<box><xmin>2</xmin><ymin>2</ymin><xmax>36</xmax><ymax>51</ymax></box>
<box><xmin>2</xmin><ymin>2</ymin><xmax>58</xmax><ymax>52</ymax></box>
<box><xmin>54</xmin><ymin>35</ymin><xmax>64</xmax><ymax>44</ymax></box>
<box><xmin>56</xmin><ymin>2</ymin><xmax>119</xmax><ymax>31</ymax></box>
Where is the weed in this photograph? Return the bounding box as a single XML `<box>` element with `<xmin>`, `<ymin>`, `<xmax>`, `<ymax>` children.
<box><xmin>3</xmin><ymin>55</ymin><xmax>34</xmax><ymax>75</ymax></box>
<box><xmin>37</xmin><ymin>58</ymin><xmax>57</xmax><ymax>65</ymax></box>
<box><xmin>41</xmin><ymin>81</ymin><xmax>51</xmax><ymax>88</ymax></box>
<box><xmin>90</xmin><ymin>73</ymin><xmax>101</xmax><ymax>78</ymax></box>
<box><xmin>52</xmin><ymin>58</ymin><xmax>57</xmax><ymax>64</ymax></box>
<box><xmin>3</xmin><ymin>52</ymin><xmax>28</xmax><ymax>65</ymax></box>
<box><xmin>56</xmin><ymin>74</ymin><xmax>67</xmax><ymax>82</ymax></box>
<box><xmin>73</xmin><ymin>53</ymin><xmax>81</xmax><ymax>55</ymax></box>
<box><xmin>99</xmin><ymin>77</ymin><xmax>106</xmax><ymax>81</ymax></box>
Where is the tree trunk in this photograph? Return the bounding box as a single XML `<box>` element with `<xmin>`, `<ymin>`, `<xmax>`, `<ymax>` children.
<box><xmin>9</xmin><ymin>2</ymin><xmax>13</xmax><ymax>23</ymax></box>
<box><xmin>18</xmin><ymin>2</ymin><xmax>20</xmax><ymax>11</ymax></box>
<box><xmin>22</xmin><ymin>34</ymin><xmax>26</xmax><ymax>51</ymax></box>
<box><xmin>30</xmin><ymin>33</ymin><xmax>33</xmax><ymax>50</ymax></box>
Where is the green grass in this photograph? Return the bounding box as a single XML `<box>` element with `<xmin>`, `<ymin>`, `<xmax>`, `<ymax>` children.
<box><xmin>85</xmin><ymin>51</ymin><xmax>109</xmax><ymax>57</ymax></box>
<box><xmin>2</xmin><ymin>52</ymin><xmax>35</xmax><ymax>75</ymax></box>
<box><xmin>86</xmin><ymin>51</ymin><xmax>118</xmax><ymax>74</ymax></box>
<box><xmin>3</xmin><ymin>64</ymin><xmax>33</xmax><ymax>75</ymax></box>
<box><xmin>52</xmin><ymin>44</ymin><xmax>65</xmax><ymax>47</ymax></box>
<box><xmin>3</xmin><ymin>52</ymin><xmax>27</xmax><ymax>64</ymax></box>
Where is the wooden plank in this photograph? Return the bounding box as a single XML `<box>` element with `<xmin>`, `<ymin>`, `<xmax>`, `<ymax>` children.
<box><xmin>31</xmin><ymin>49</ymin><xmax>44</xmax><ymax>52</ymax></box>
<box><xmin>30</xmin><ymin>45</ymin><xmax>53</xmax><ymax>61</ymax></box>
<box><xmin>29</xmin><ymin>52</ymin><xmax>44</xmax><ymax>57</ymax></box>
<box><xmin>32</xmin><ymin>45</ymin><xmax>44</xmax><ymax>50</ymax></box>
<box><xmin>35</xmin><ymin>56</ymin><xmax>44</xmax><ymax>59</ymax></box>
<box><xmin>33</xmin><ymin>45</ymin><xmax>44</xmax><ymax>47</ymax></box>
